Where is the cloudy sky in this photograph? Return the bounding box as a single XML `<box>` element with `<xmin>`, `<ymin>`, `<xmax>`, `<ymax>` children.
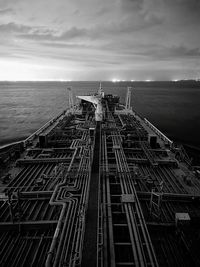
<box><xmin>0</xmin><ymin>0</ymin><xmax>199</xmax><ymax>81</ymax></box>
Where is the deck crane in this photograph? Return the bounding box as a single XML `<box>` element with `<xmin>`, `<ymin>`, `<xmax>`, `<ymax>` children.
<box><xmin>77</xmin><ymin>82</ymin><xmax>104</xmax><ymax>121</ymax></box>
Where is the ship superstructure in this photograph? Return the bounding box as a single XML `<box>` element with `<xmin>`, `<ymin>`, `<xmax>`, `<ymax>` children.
<box><xmin>0</xmin><ymin>85</ymin><xmax>200</xmax><ymax>266</ymax></box>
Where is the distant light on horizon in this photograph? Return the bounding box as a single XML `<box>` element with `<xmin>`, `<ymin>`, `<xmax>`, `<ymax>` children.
<box><xmin>112</xmin><ymin>78</ymin><xmax>121</xmax><ymax>83</ymax></box>
<box><xmin>59</xmin><ymin>79</ymin><xmax>72</xmax><ymax>82</ymax></box>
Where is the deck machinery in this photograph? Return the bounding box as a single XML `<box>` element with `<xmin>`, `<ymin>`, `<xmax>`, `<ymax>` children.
<box><xmin>1</xmin><ymin>87</ymin><xmax>200</xmax><ymax>267</ymax></box>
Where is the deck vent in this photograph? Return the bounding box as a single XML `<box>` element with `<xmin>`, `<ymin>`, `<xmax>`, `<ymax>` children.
<box><xmin>148</xmin><ymin>134</ymin><xmax>157</xmax><ymax>148</ymax></box>
<box><xmin>39</xmin><ymin>134</ymin><xmax>47</xmax><ymax>148</ymax></box>
<box><xmin>113</xmin><ymin>145</ymin><xmax>120</xmax><ymax>150</ymax></box>
<box><xmin>175</xmin><ymin>213</ymin><xmax>190</xmax><ymax>227</ymax></box>
<box><xmin>0</xmin><ymin>193</ymin><xmax>8</xmax><ymax>201</ymax></box>
<box><xmin>121</xmin><ymin>194</ymin><xmax>135</xmax><ymax>203</ymax></box>
<box><xmin>89</xmin><ymin>127</ymin><xmax>95</xmax><ymax>135</ymax></box>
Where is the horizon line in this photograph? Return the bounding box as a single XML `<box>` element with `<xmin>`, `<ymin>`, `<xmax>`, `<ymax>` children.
<box><xmin>0</xmin><ymin>79</ymin><xmax>199</xmax><ymax>82</ymax></box>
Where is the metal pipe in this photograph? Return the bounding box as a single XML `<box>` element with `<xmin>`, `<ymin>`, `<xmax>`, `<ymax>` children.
<box><xmin>45</xmin><ymin>148</ymin><xmax>78</xmax><ymax>267</ymax></box>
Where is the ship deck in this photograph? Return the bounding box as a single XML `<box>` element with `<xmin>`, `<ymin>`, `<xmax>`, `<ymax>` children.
<box><xmin>0</xmin><ymin>92</ymin><xmax>200</xmax><ymax>266</ymax></box>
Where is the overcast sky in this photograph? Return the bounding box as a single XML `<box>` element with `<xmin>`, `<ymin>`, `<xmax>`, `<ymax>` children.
<box><xmin>0</xmin><ymin>0</ymin><xmax>199</xmax><ymax>81</ymax></box>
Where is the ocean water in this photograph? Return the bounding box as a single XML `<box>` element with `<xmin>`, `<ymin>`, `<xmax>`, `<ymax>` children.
<box><xmin>0</xmin><ymin>81</ymin><xmax>200</xmax><ymax>151</ymax></box>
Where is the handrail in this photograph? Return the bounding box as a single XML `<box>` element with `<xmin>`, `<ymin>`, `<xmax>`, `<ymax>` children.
<box><xmin>144</xmin><ymin>118</ymin><xmax>173</xmax><ymax>146</ymax></box>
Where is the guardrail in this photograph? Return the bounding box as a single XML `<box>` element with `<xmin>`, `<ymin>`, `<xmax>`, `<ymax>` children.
<box><xmin>144</xmin><ymin>118</ymin><xmax>173</xmax><ymax>147</ymax></box>
<box><xmin>0</xmin><ymin>106</ymin><xmax>79</xmax><ymax>162</ymax></box>
<box><xmin>23</xmin><ymin>106</ymin><xmax>78</xmax><ymax>147</ymax></box>
<box><xmin>23</xmin><ymin>110</ymin><xmax>67</xmax><ymax>147</ymax></box>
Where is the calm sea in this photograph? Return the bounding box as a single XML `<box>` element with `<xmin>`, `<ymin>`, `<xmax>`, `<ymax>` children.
<box><xmin>0</xmin><ymin>81</ymin><xmax>200</xmax><ymax>153</ymax></box>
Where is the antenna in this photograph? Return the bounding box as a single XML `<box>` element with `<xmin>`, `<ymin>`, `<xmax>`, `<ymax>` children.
<box><xmin>98</xmin><ymin>81</ymin><xmax>104</xmax><ymax>97</ymax></box>
<box><xmin>67</xmin><ymin>86</ymin><xmax>74</xmax><ymax>110</ymax></box>
<box><xmin>125</xmin><ymin>87</ymin><xmax>132</xmax><ymax>110</ymax></box>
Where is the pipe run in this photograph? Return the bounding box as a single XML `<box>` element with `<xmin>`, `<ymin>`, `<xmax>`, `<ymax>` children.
<box><xmin>45</xmin><ymin>147</ymin><xmax>78</xmax><ymax>267</ymax></box>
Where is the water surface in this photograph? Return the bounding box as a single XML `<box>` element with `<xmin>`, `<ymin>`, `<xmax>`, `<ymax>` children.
<box><xmin>0</xmin><ymin>81</ymin><xmax>200</xmax><ymax>151</ymax></box>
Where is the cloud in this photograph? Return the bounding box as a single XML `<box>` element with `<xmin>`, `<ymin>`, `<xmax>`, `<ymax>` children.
<box><xmin>17</xmin><ymin>15</ymin><xmax>163</xmax><ymax>43</ymax></box>
<box><xmin>95</xmin><ymin>6</ymin><xmax>111</xmax><ymax>17</ymax></box>
<box><xmin>0</xmin><ymin>7</ymin><xmax>13</xmax><ymax>14</ymax></box>
<box><xmin>161</xmin><ymin>45</ymin><xmax>200</xmax><ymax>58</ymax></box>
<box><xmin>139</xmin><ymin>45</ymin><xmax>200</xmax><ymax>60</ymax></box>
<box><xmin>0</xmin><ymin>0</ymin><xmax>199</xmax><ymax>80</ymax></box>
<box><xmin>119</xmin><ymin>0</ymin><xmax>144</xmax><ymax>12</ymax></box>
<box><xmin>17</xmin><ymin>27</ymin><xmax>87</xmax><ymax>42</ymax></box>
<box><xmin>60</xmin><ymin>27</ymin><xmax>87</xmax><ymax>40</ymax></box>
<box><xmin>170</xmin><ymin>0</ymin><xmax>200</xmax><ymax>10</ymax></box>
<box><xmin>0</xmin><ymin>22</ymin><xmax>32</xmax><ymax>34</ymax></box>
<box><xmin>100</xmin><ymin>39</ymin><xmax>200</xmax><ymax>61</ymax></box>
<box><xmin>40</xmin><ymin>42</ymin><xmax>95</xmax><ymax>50</ymax></box>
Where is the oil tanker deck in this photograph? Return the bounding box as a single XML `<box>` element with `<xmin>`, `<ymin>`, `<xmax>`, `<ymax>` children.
<box><xmin>0</xmin><ymin>86</ymin><xmax>200</xmax><ymax>267</ymax></box>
